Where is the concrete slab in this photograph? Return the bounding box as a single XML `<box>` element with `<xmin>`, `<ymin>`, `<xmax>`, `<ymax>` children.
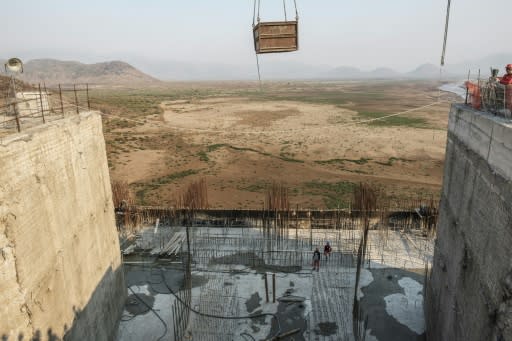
<box><xmin>117</xmin><ymin>226</ymin><xmax>430</xmax><ymax>341</ymax></box>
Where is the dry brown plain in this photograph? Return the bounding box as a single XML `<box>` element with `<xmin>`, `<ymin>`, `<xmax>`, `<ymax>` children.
<box><xmin>92</xmin><ymin>80</ymin><xmax>460</xmax><ymax>209</ymax></box>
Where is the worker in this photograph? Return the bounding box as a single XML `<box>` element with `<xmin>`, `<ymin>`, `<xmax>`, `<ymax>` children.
<box><xmin>499</xmin><ymin>65</ymin><xmax>512</xmax><ymax>112</ymax></box>
<box><xmin>323</xmin><ymin>241</ymin><xmax>332</xmax><ymax>261</ymax></box>
<box><xmin>498</xmin><ymin>64</ymin><xmax>512</xmax><ymax>85</ymax></box>
<box><xmin>312</xmin><ymin>248</ymin><xmax>321</xmax><ymax>272</ymax></box>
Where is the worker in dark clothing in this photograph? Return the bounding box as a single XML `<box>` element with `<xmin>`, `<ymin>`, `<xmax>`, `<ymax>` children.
<box><xmin>312</xmin><ymin>248</ymin><xmax>321</xmax><ymax>272</ymax></box>
<box><xmin>323</xmin><ymin>241</ymin><xmax>332</xmax><ymax>261</ymax></box>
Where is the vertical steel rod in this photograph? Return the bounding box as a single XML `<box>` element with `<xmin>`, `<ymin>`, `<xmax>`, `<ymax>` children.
<box><xmin>58</xmin><ymin>84</ymin><xmax>64</xmax><ymax>115</ymax></box>
<box><xmin>38</xmin><ymin>83</ymin><xmax>46</xmax><ymax>123</ymax></box>
<box><xmin>272</xmin><ymin>273</ymin><xmax>276</xmax><ymax>303</ymax></box>
<box><xmin>86</xmin><ymin>83</ymin><xmax>91</xmax><ymax>110</ymax></box>
<box><xmin>264</xmin><ymin>273</ymin><xmax>269</xmax><ymax>303</ymax></box>
<box><xmin>74</xmin><ymin>84</ymin><xmax>79</xmax><ymax>114</ymax></box>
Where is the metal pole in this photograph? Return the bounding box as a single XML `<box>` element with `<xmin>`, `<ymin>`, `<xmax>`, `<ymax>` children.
<box><xmin>43</xmin><ymin>82</ymin><xmax>53</xmax><ymax>114</ymax></box>
<box><xmin>38</xmin><ymin>83</ymin><xmax>46</xmax><ymax>123</ymax></box>
<box><xmin>58</xmin><ymin>84</ymin><xmax>64</xmax><ymax>115</ymax></box>
<box><xmin>309</xmin><ymin>211</ymin><xmax>313</xmax><ymax>249</ymax></box>
<box><xmin>13</xmin><ymin>104</ymin><xmax>21</xmax><ymax>132</ymax></box>
<box><xmin>272</xmin><ymin>273</ymin><xmax>276</xmax><ymax>303</ymax></box>
<box><xmin>86</xmin><ymin>83</ymin><xmax>91</xmax><ymax>110</ymax></box>
<box><xmin>74</xmin><ymin>84</ymin><xmax>79</xmax><ymax>114</ymax></box>
<box><xmin>173</xmin><ymin>303</ymin><xmax>178</xmax><ymax>341</ymax></box>
<box><xmin>9</xmin><ymin>75</ymin><xmax>21</xmax><ymax>132</ymax></box>
<box><xmin>264</xmin><ymin>273</ymin><xmax>269</xmax><ymax>303</ymax></box>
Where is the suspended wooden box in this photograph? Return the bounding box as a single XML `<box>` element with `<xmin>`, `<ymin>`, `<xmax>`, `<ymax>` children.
<box><xmin>253</xmin><ymin>21</ymin><xmax>298</xmax><ymax>54</ymax></box>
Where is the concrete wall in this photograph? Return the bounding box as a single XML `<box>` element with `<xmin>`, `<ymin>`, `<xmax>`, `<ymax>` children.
<box><xmin>0</xmin><ymin>112</ymin><xmax>125</xmax><ymax>341</ymax></box>
<box><xmin>427</xmin><ymin>104</ymin><xmax>512</xmax><ymax>341</ymax></box>
<box><xmin>16</xmin><ymin>92</ymin><xmax>50</xmax><ymax>117</ymax></box>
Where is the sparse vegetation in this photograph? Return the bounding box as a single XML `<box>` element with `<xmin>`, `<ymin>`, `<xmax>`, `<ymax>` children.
<box><xmin>315</xmin><ymin>158</ymin><xmax>371</xmax><ymax>165</ymax></box>
<box><xmin>97</xmin><ymin>80</ymin><xmax>448</xmax><ymax>208</ymax></box>
<box><xmin>134</xmin><ymin>169</ymin><xmax>200</xmax><ymax>204</ymax></box>
<box><xmin>357</xmin><ymin>111</ymin><xmax>428</xmax><ymax>128</ymax></box>
<box><xmin>375</xmin><ymin>157</ymin><xmax>414</xmax><ymax>166</ymax></box>
<box><xmin>304</xmin><ymin>180</ymin><xmax>356</xmax><ymax>209</ymax></box>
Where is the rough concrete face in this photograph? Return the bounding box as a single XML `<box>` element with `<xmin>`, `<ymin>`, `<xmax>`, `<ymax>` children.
<box><xmin>0</xmin><ymin>112</ymin><xmax>125</xmax><ymax>341</ymax></box>
<box><xmin>427</xmin><ymin>104</ymin><xmax>512</xmax><ymax>341</ymax></box>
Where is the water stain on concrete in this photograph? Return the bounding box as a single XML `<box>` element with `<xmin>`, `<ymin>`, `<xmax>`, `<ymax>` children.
<box><xmin>267</xmin><ymin>294</ymin><xmax>307</xmax><ymax>340</ymax></box>
<box><xmin>125</xmin><ymin>294</ymin><xmax>154</xmax><ymax>315</ymax></box>
<box><xmin>210</xmin><ymin>251</ymin><xmax>302</xmax><ymax>273</ymax></box>
<box><xmin>314</xmin><ymin>322</ymin><xmax>338</xmax><ymax>336</ymax></box>
<box><xmin>190</xmin><ymin>274</ymin><xmax>209</xmax><ymax>288</ymax></box>
<box><xmin>359</xmin><ymin>268</ymin><xmax>426</xmax><ymax>341</ymax></box>
<box><xmin>245</xmin><ymin>292</ymin><xmax>262</xmax><ymax>313</ymax></box>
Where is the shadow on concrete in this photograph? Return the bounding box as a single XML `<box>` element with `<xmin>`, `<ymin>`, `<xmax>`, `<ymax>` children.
<box><xmin>1</xmin><ymin>329</ymin><xmax>60</xmax><ymax>341</ymax></box>
<box><xmin>1</xmin><ymin>265</ymin><xmax>125</xmax><ymax>341</ymax></box>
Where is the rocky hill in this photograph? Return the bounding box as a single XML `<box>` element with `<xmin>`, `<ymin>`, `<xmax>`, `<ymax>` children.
<box><xmin>17</xmin><ymin>59</ymin><xmax>161</xmax><ymax>86</ymax></box>
<box><xmin>0</xmin><ymin>75</ymin><xmax>34</xmax><ymax>94</ymax></box>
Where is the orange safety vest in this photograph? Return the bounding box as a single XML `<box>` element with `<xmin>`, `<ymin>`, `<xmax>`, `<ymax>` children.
<box><xmin>500</xmin><ymin>74</ymin><xmax>512</xmax><ymax>85</ymax></box>
<box><xmin>465</xmin><ymin>81</ymin><xmax>481</xmax><ymax>109</ymax></box>
<box><xmin>506</xmin><ymin>85</ymin><xmax>512</xmax><ymax>111</ymax></box>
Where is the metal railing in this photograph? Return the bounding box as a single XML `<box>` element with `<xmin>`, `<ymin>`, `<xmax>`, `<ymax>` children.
<box><xmin>0</xmin><ymin>83</ymin><xmax>92</xmax><ymax>135</ymax></box>
<box><xmin>465</xmin><ymin>80</ymin><xmax>512</xmax><ymax>118</ymax></box>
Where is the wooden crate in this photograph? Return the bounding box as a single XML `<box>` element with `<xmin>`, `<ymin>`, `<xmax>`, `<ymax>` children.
<box><xmin>253</xmin><ymin>21</ymin><xmax>298</xmax><ymax>54</ymax></box>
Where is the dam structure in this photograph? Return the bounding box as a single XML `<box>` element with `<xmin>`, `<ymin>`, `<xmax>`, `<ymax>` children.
<box><xmin>2</xmin><ymin>98</ymin><xmax>511</xmax><ymax>340</ymax></box>
<box><xmin>427</xmin><ymin>104</ymin><xmax>512</xmax><ymax>341</ymax></box>
<box><xmin>0</xmin><ymin>112</ymin><xmax>125</xmax><ymax>341</ymax></box>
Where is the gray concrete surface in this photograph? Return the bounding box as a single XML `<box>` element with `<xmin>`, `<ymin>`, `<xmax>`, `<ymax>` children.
<box><xmin>427</xmin><ymin>104</ymin><xmax>512</xmax><ymax>341</ymax></box>
<box><xmin>118</xmin><ymin>226</ymin><xmax>430</xmax><ymax>341</ymax></box>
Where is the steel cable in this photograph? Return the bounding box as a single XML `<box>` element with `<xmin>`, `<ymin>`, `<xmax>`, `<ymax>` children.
<box><xmin>440</xmin><ymin>0</ymin><xmax>452</xmax><ymax>66</ymax></box>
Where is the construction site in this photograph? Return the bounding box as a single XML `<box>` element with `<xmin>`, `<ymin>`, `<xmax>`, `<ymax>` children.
<box><xmin>3</xmin><ymin>90</ymin><xmax>512</xmax><ymax>340</ymax></box>
<box><xmin>114</xmin><ymin>182</ymin><xmax>436</xmax><ymax>341</ymax></box>
<box><xmin>0</xmin><ymin>57</ymin><xmax>442</xmax><ymax>341</ymax></box>
<box><xmin>2</xmin><ymin>1</ymin><xmax>512</xmax><ymax>341</ymax></box>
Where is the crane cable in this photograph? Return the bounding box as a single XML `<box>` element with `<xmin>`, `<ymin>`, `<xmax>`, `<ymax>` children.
<box><xmin>253</xmin><ymin>0</ymin><xmax>262</xmax><ymax>90</ymax></box>
<box><xmin>440</xmin><ymin>0</ymin><xmax>451</xmax><ymax>67</ymax></box>
<box><xmin>284</xmin><ymin>0</ymin><xmax>299</xmax><ymax>21</ymax></box>
<box><xmin>252</xmin><ymin>0</ymin><xmax>260</xmax><ymax>27</ymax></box>
<box><xmin>438</xmin><ymin>0</ymin><xmax>452</xmax><ymax>103</ymax></box>
<box><xmin>254</xmin><ymin>0</ymin><xmax>298</xmax><ymax>23</ymax></box>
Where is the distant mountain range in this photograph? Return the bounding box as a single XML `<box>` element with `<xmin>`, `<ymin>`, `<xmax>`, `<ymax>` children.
<box><xmin>1</xmin><ymin>53</ymin><xmax>510</xmax><ymax>83</ymax></box>
<box><xmin>1</xmin><ymin>59</ymin><xmax>161</xmax><ymax>86</ymax></box>
<box><xmin>128</xmin><ymin>53</ymin><xmax>512</xmax><ymax>81</ymax></box>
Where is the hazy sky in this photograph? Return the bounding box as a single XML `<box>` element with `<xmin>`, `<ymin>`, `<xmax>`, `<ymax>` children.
<box><xmin>2</xmin><ymin>0</ymin><xmax>510</xmax><ymax>72</ymax></box>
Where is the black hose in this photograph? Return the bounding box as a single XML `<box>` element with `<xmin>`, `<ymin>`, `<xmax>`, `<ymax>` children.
<box><xmin>158</xmin><ymin>267</ymin><xmax>282</xmax><ymax>338</ymax></box>
<box><xmin>127</xmin><ymin>286</ymin><xmax>168</xmax><ymax>341</ymax></box>
<box><xmin>241</xmin><ymin>332</ymin><xmax>257</xmax><ymax>341</ymax></box>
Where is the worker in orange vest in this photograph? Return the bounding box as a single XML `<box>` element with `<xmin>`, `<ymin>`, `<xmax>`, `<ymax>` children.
<box><xmin>498</xmin><ymin>64</ymin><xmax>512</xmax><ymax>85</ymax></box>
<box><xmin>499</xmin><ymin>65</ymin><xmax>512</xmax><ymax>111</ymax></box>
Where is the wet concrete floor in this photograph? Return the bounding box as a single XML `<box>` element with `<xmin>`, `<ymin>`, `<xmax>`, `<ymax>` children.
<box><xmin>360</xmin><ymin>268</ymin><xmax>426</xmax><ymax>341</ymax></box>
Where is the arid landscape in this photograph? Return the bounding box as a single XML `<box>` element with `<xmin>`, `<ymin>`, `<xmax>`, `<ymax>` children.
<box><xmin>91</xmin><ymin>80</ymin><xmax>459</xmax><ymax>209</ymax></box>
